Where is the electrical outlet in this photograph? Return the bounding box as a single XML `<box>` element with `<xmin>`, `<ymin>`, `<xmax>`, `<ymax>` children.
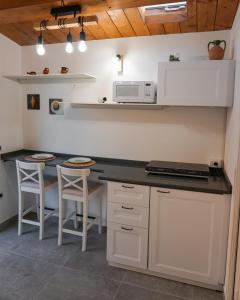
<box><xmin>209</xmin><ymin>159</ymin><xmax>223</xmax><ymax>168</ymax></box>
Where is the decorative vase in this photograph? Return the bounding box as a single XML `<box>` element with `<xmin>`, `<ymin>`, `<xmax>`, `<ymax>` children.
<box><xmin>208</xmin><ymin>40</ymin><xmax>226</xmax><ymax>60</ymax></box>
<box><xmin>61</xmin><ymin>67</ymin><xmax>69</xmax><ymax>74</ymax></box>
<box><xmin>43</xmin><ymin>67</ymin><xmax>49</xmax><ymax>74</ymax></box>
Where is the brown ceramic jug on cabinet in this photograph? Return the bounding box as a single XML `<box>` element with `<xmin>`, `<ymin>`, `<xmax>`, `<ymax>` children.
<box><xmin>208</xmin><ymin>40</ymin><xmax>226</xmax><ymax>60</ymax></box>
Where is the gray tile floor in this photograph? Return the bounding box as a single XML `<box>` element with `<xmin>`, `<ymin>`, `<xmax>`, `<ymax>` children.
<box><xmin>0</xmin><ymin>217</ymin><xmax>224</xmax><ymax>300</ymax></box>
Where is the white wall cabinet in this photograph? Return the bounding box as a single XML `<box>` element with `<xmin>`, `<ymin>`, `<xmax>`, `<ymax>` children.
<box><xmin>148</xmin><ymin>188</ymin><xmax>230</xmax><ymax>287</ymax></box>
<box><xmin>157</xmin><ymin>60</ymin><xmax>234</xmax><ymax>107</ymax></box>
<box><xmin>107</xmin><ymin>182</ymin><xmax>149</xmax><ymax>269</ymax></box>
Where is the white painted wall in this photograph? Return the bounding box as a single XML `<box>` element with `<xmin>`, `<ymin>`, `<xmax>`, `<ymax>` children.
<box><xmin>0</xmin><ymin>34</ymin><xmax>22</xmax><ymax>224</ymax></box>
<box><xmin>21</xmin><ymin>30</ymin><xmax>230</xmax><ymax>164</ymax></box>
<box><xmin>224</xmin><ymin>7</ymin><xmax>240</xmax><ymax>300</ymax></box>
<box><xmin>225</xmin><ymin>13</ymin><xmax>240</xmax><ymax>184</ymax></box>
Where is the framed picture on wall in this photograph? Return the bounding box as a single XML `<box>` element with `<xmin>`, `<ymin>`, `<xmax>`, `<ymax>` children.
<box><xmin>27</xmin><ymin>94</ymin><xmax>40</xmax><ymax>110</ymax></box>
<box><xmin>49</xmin><ymin>99</ymin><xmax>64</xmax><ymax>115</ymax></box>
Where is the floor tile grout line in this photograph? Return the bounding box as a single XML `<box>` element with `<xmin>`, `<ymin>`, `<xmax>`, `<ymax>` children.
<box><xmin>113</xmin><ymin>271</ymin><xmax>128</xmax><ymax>300</ymax></box>
<box><xmin>113</xmin><ymin>281</ymin><xmax>122</xmax><ymax>300</ymax></box>
<box><xmin>118</xmin><ymin>281</ymin><xmax>192</xmax><ymax>300</ymax></box>
<box><xmin>5</xmin><ymin>246</ymin><xmax>126</xmax><ymax>286</ymax></box>
<box><xmin>5</xmin><ymin>248</ymin><xmax>70</xmax><ymax>268</ymax></box>
<box><xmin>0</xmin><ymin>224</ymin><xmax>223</xmax><ymax>300</ymax></box>
<box><xmin>59</xmin><ymin>264</ymin><xmax>125</xmax><ymax>285</ymax></box>
<box><xmin>2</xmin><ymin>246</ymin><xmax>208</xmax><ymax>300</ymax></box>
<box><xmin>32</xmin><ymin>280</ymin><xmax>52</xmax><ymax>300</ymax></box>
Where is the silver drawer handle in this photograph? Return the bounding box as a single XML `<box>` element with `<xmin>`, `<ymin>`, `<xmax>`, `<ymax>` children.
<box><xmin>121</xmin><ymin>205</ymin><xmax>134</xmax><ymax>210</ymax></box>
<box><xmin>157</xmin><ymin>190</ymin><xmax>170</xmax><ymax>194</ymax></box>
<box><xmin>122</xmin><ymin>185</ymin><xmax>134</xmax><ymax>189</ymax></box>
<box><xmin>121</xmin><ymin>226</ymin><xmax>133</xmax><ymax>231</ymax></box>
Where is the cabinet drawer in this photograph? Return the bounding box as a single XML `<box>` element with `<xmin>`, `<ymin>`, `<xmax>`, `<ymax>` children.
<box><xmin>108</xmin><ymin>182</ymin><xmax>150</xmax><ymax>207</ymax></box>
<box><xmin>107</xmin><ymin>222</ymin><xmax>148</xmax><ymax>269</ymax></box>
<box><xmin>151</xmin><ymin>187</ymin><xmax>221</xmax><ymax>201</ymax></box>
<box><xmin>108</xmin><ymin>202</ymin><xmax>149</xmax><ymax>228</ymax></box>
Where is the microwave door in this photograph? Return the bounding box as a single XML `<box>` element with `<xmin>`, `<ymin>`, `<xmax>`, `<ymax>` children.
<box><xmin>115</xmin><ymin>84</ymin><xmax>144</xmax><ymax>102</ymax></box>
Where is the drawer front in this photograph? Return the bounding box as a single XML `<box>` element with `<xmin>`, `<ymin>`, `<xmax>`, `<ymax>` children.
<box><xmin>108</xmin><ymin>202</ymin><xmax>149</xmax><ymax>228</ymax></box>
<box><xmin>107</xmin><ymin>222</ymin><xmax>148</xmax><ymax>269</ymax></box>
<box><xmin>108</xmin><ymin>182</ymin><xmax>150</xmax><ymax>207</ymax></box>
<box><xmin>151</xmin><ymin>187</ymin><xmax>221</xmax><ymax>201</ymax></box>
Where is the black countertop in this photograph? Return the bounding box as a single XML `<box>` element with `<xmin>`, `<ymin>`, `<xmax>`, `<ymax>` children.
<box><xmin>1</xmin><ymin>149</ymin><xmax>232</xmax><ymax>195</ymax></box>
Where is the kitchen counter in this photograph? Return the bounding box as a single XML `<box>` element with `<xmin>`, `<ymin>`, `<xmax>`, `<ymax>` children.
<box><xmin>1</xmin><ymin>149</ymin><xmax>232</xmax><ymax>195</ymax></box>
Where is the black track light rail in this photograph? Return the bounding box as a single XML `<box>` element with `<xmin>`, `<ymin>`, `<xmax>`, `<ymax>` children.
<box><xmin>51</xmin><ymin>5</ymin><xmax>81</xmax><ymax>19</ymax></box>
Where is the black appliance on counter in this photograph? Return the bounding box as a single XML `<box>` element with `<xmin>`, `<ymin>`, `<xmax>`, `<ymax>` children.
<box><xmin>145</xmin><ymin>161</ymin><xmax>210</xmax><ymax>179</ymax></box>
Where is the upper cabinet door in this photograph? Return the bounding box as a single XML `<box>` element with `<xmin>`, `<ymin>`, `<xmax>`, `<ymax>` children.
<box><xmin>157</xmin><ymin>60</ymin><xmax>235</xmax><ymax>107</ymax></box>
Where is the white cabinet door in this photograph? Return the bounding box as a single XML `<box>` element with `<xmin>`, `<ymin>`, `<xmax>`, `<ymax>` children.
<box><xmin>148</xmin><ymin>188</ymin><xmax>230</xmax><ymax>286</ymax></box>
<box><xmin>157</xmin><ymin>60</ymin><xmax>234</xmax><ymax>107</ymax></box>
<box><xmin>107</xmin><ymin>222</ymin><xmax>148</xmax><ymax>269</ymax></box>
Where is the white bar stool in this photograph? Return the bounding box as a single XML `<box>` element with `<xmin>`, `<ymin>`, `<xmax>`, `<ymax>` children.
<box><xmin>16</xmin><ymin>160</ymin><xmax>57</xmax><ymax>240</ymax></box>
<box><xmin>57</xmin><ymin>165</ymin><xmax>103</xmax><ymax>252</ymax></box>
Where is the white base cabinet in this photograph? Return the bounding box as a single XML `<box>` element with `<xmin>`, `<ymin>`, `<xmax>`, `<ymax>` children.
<box><xmin>148</xmin><ymin>188</ymin><xmax>230</xmax><ymax>287</ymax></box>
<box><xmin>107</xmin><ymin>182</ymin><xmax>150</xmax><ymax>270</ymax></box>
<box><xmin>106</xmin><ymin>182</ymin><xmax>230</xmax><ymax>289</ymax></box>
<box><xmin>157</xmin><ymin>60</ymin><xmax>235</xmax><ymax>107</ymax></box>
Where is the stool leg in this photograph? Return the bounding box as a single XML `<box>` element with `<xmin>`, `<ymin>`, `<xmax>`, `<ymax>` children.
<box><xmin>74</xmin><ymin>201</ymin><xmax>78</xmax><ymax>230</ymax></box>
<box><xmin>82</xmin><ymin>201</ymin><xmax>88</xmax><ymax>252</ymax></box>
<box><xmin>58</xmin><ymin>197</ymin><xmax>63</xmax><ymax>246</ymax></box>
<box><xmin>18</xmin><ymin>191</ymin><xmax>23</xmax><ymax>236</ymax></box>
<box><xmin>39</xmin><ymin>193</ymin><xmax>45</xmax><ymax>240</ymax></box>
<box><xmin>35</xmin><ymin>194</ymin><xmax>40</xmax><ymax>221</ymax></box>
<box><xmin>98</xmin><ymin>198</ymin><xmax>102</xmax><ymax>234</ymax></box>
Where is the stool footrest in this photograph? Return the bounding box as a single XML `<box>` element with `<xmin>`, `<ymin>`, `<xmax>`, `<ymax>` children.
<box><xmin>62</xmin><ymin>228</ymin><xmax>83</xmax><ymax>237</ymax></box>
<box><xmin>22</xmin><ymin>219</ymin><xmax>40</xmax><ymax>226</ymax></box>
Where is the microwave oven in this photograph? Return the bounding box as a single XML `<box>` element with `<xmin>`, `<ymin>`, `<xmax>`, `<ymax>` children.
<box><xmin>113</xmin><ymin>81</ymin><xmax>156</xmax><ymax>103</ymax></box>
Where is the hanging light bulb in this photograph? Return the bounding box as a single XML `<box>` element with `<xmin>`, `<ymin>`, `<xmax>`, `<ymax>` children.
<box><xmin>78</xmin><ymin>30</ymin><xmax>87</xmax><ymax>53</ymax></box>
<box><xmin>36</xmin><ymin>32</ymin><xmax>46</xmax><ymax>56</ymax></box>
<box><xmin>78</xmin><ymin>17</ymin><xmax>87</xmax><ymax>53</ymax></box>
<box><xmin>65</xmin><ymin>30</ymin><xmax>74</xmax><ymax>54</ymax></box>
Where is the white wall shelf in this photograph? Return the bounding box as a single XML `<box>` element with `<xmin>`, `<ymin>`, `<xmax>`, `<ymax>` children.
<box><xmin>3</xmin><ymin>73</ymin><xmax>96</xmax><ymax>84</ymax></box>
<box><xmin>70</xmin><ymin>102</ymin><xmax>163</xmax><ymax>110</ymax></box>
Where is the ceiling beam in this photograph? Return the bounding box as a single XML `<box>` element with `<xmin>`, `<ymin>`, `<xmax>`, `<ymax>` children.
<box><xmin>33</xmin><ymin>16</ymin><xmax>98</xmax><ymax>31</ymax></box>
<box><xmin>0</xmin><ymin>0</ymin><xmax>179</xmax><ymax>11</ymax></box>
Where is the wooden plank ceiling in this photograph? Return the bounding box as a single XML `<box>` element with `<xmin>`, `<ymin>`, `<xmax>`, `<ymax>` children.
<box><xmin>0</xmin><ymin>0</ymin><xmax>238</xmax><ymax>46</ymax></box>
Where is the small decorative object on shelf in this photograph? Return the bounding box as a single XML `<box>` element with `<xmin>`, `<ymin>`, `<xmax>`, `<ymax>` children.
<box><xmin>169</xmin><ymin>54</ymin><xmax>180</xmax><ymax>62</ymax></box>
<box><xmin>26</xmin><ymin>71</ymin><xmax>37</xmax><ymax>75</ymax></box>
<box><xmin>43</xmin><ymin>67</ymin><xmax>49</xmax><ymax>74</ymax></box>
<box><xmin>61</xmin><ymin>67</ymin><xmax>69</xmax><ymax>74</ymax></box>
<box><xmin>98</xmin><ymin>97</ymin><xmax>107</xmax><ymax>103</ymax></box>
<box><xmin>208</xmin><ymin>40</ymin><xmax>226</xmax><ymax>60</ymax></box>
